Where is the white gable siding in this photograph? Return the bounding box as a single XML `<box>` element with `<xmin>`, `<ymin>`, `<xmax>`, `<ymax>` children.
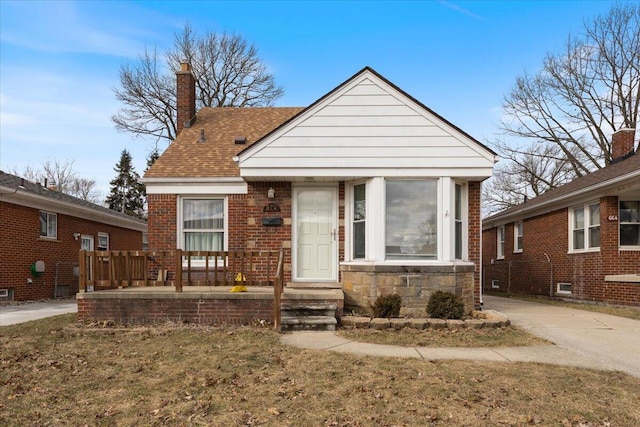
<box><xmin>239</xmin><ymin>74</ymin><xmax>495</xmax><ymax>179</ymax></box>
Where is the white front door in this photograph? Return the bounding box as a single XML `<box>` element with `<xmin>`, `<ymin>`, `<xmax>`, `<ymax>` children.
<box><xmin>294</xmin><ymin>187</ymin><xmax>337</xmax><ymax>281</ymax></box>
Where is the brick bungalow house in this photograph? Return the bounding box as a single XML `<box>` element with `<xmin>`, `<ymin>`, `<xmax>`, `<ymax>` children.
<box><xmin>143</xmin><ymin>65</ymin><xmax>497</xmax><ymax>314</ymax></box>
<box><xmin>482</xmin><ymin>129</ymin><xmax>640</xmax><ymax>306</ymax></box>
<box><xmin>0</xmin><ymin>171</ymin><xmax>147</xmax><ymax>301</ymax></box>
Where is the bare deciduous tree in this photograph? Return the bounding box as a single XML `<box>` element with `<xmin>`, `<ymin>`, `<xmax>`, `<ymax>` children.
<box><xmin>487</xmin><ymin>4</ymin><xmax>639</xmax><ymax>214</ymax></box>
<box><xmin>10</xmin><ymin>159</ymin><xmax>102</xmax><ymax>203</ymax></box>
<box><xmin>112</xmin><ymin>24</ymin><xmax>284</xmax><ymax>143</ymax></box>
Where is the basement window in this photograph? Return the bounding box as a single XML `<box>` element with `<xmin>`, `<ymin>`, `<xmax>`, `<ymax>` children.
<box><xmin>491</xmin><ymin>279</ymin><xmax>500</xmax><ymax>289</ymax></box>
<box><xmin>557</xmin><ymin>282</ymin><xmax>572</xmax><ymax>295</ymax></box>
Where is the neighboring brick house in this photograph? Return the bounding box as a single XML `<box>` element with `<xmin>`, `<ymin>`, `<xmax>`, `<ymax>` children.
<box><xmin>482</xmin><ymin>129</ymin><xmax>640</xmax><ymax>306</ymax></box>
<box><xmin>0</xmin><ymin>171</ymin><xmax>147</xmax><ymax>301</ymax></box>
<box><xmin>144</xmin><ymin>65</ymin><xmax>497</xmax><ymax>314</ymax></box>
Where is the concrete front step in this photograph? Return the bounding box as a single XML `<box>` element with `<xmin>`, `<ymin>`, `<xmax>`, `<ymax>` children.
<box><xmin>281</xmin><ymin>303</ymin><xmax>338</xmax><ymax>311</ymax></box>
<box><xmin>286</xmin><ymin>282</ymin><xmax>343</xmax><ymax>289</ymax></box>
<box><xmin>281</xmin><ymin>315</ymin><xmax>337</xmax><ymax>331</ymax></box>
<box><xmin>281</xmin><ymin>302</ymin><xmax>339</xmax><ymax>332</ymax></box>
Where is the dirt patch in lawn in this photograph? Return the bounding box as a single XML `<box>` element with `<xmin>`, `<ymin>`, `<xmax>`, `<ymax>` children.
<box><xmin>1</xmin><ymin>314</ymin><xmax>638</xmax><ymax>426</ymax></box>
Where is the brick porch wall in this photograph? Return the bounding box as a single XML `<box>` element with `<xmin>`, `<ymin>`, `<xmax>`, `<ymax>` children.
<box><xmin>77</xmin><ymin>290</ymin><xmax>344</xmax><ymax>324</ymax></box>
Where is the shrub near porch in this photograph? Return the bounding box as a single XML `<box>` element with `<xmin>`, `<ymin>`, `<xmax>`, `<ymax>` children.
<box><xmin>341</xmin><ymin>264</ymin><xmax>474</xmax><ymax>316</ymax></box>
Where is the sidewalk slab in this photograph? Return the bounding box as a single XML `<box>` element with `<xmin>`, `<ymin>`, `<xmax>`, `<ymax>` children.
<box><xmin>0</xmin><ymin>301</ymin><xmax>77</xmax><ymax>326</ymax></box>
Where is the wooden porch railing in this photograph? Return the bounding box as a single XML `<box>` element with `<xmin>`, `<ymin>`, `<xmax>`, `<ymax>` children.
<box><xmin>78</xmin><ymin>249</ymin><xmax>286</xmax><ymax>330</ymax></box>
<box><xmin>79</xmin><ymin>249</ymin><xmax>284</xmax><ymax>291</ymax></box>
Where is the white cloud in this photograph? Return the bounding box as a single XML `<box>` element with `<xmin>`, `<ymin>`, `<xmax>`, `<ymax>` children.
<box><xmin>0</xmin><ymin>1</ymin><xmax>168</xmax><ymax>58</ymax></box>
<box><xmin>438</xmin><ymin>1</ymin><xmax>485</xmax><ymax>21</ymax></box>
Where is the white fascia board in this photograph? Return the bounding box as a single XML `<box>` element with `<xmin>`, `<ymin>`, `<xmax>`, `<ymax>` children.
<box><xmin>240</xmin><ymin>167</ymin><xmax>494</xmax><ymax>179</ymax></box>
<box><xmin>483</xmin><ymin>169</ymin><xmax>640</xmax><ymax>228</ymax></box>
<box><xmin>144</xmin><ymin>177</ymin><xmax>248</xmax><ymax>195</ymax></box>
<box><xmin>2</xmin><ymin>192</ymin><xmax>147</xmax><ymax>232</ymax></box>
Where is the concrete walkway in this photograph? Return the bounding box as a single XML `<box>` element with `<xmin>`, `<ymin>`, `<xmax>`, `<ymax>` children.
<box><xmin>0</xmin><ymin>300</ymin><xmax>77</xmax><ymax>326</ymax></box>
<box><xmin>281</xmin><ymin>295</ymin><xmax>640</xmax><ymax>378</ymax></box>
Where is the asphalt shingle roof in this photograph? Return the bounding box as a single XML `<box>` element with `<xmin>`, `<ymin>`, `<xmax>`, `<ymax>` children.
<box><xmin>145</xmin><ymin>107</ymin><xmax>304</xmax><ymax>178</ymax></box>
<box><xmin>485</xmin><ymin>153</ymin><xmax>640</xmax><ymax>223</ymax></box>
<box><xmin>0</xmin><ymin>170</ymin><xmax>147</xmax><ymax>225</ymax></box>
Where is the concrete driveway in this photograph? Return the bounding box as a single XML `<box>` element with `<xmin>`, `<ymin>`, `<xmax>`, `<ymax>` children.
<box><xmin>483</xmin><ymin>295</ymin><xmax>640</xmax><ymax>378</ymax></box>
<box><xmin>0</xmin><ymin>300</ymin><xmax>77</xmax><ymax>326</ymax></box>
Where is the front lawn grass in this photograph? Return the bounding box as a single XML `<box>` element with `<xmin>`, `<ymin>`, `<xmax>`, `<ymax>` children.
<box><xmin>2</xmin><ymin>314</ymin><xmax>639</xmax><ymax>426</ymax></box>
<box><xmin>337</xmin><ymin>325</ymin><xmax>550</xmax><ymax>347</ymax></box>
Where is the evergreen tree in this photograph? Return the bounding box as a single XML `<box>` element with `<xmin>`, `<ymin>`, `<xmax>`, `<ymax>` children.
<box><xmin>105</xmin><ymin>149</ymin><xmax>145</xmax><ymax>219</ymax></box>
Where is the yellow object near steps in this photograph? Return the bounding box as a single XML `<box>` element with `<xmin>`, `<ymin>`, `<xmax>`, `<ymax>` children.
<box><xmin>230</xmin><ymin>272</ymin><xmax>247</xmax><ymax>292</ymax></box>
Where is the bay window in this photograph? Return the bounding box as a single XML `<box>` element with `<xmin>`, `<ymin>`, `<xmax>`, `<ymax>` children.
<box><xmin>454</xmin><ymin>184</ymin><xmax>463</xmax><ymax>259</ymax></box>
<box><xmin>385</xmin><ymin>180</ymin><xmax>437</xmax><ymax>260</ymax></box>
<box><xmin>352</xmin><ymin>183</ymin><xmax>366</xmax><ymax>259</ymax></box>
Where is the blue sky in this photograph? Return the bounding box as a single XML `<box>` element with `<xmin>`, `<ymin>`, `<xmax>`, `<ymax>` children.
<box><xmin>0</xmin><ymin>0</ymin><xmax>628</xmax><ymax>198</ymax></box>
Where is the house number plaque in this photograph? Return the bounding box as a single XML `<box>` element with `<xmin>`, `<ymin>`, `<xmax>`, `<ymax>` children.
<box><xmin>263</xmin><ymin>203</ymin><xmax>281</xmax><ymax>213</ymax></box>
<box><xmin>608</xmin><ymin>215</ymin><xmax>618</xmax><ymax>222</ymax></box>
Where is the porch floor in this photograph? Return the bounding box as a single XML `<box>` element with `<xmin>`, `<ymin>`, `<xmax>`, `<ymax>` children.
<box><xmin>77</xmin><ymin>286</ymin><xmax>344</xmax><ymax>300</ymax></box>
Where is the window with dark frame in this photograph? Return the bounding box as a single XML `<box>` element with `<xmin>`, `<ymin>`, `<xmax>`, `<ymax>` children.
<box><xmin>620</xmin><ymin>201</ymin><xmax>640</xmax><ymax>246</ymax></box>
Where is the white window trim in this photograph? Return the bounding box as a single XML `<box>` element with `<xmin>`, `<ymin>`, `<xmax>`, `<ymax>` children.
<box><xmin>557</xmin><ymin>282</ymin><xmax>572</xmax><ymax>295</ymax></box>
<box><xmin>39</xmin><ymin>211</ymin><xmax>57</xmax><ymax>239</ymax></box>
<box><xmin>384</xmin><ymin>178</ymin><xmax>440</xmax><ymax>261</ymax></box>
<box><xmin>177</xmin><ymin>196</ymin><xmax>228</xmax><ymax>267</ymax></box>
<box><xmin>497</xmin><ymin>225</ymin><xmax>505</xmax><ymax>260</ymax></box>
<box><xmin>619</xmin><ymin>199</ymin><xmax>640</xmax><ymax>250</ymax></box>
<box><xmin>513</xmin><ymin>221</ymin><xmax>523</xmax><ymax>253</ymax></box>
<box><xmin>344</xmin><ymin>177</ymin><xmax>469</xmax><ymax>266</ymax></box>
<box><xmin>452</xmin><ymin>181</ymin><xmax>468</xmax><ymax>261</ymax></box>
<box><xmin>97</xmin><ymin>232</ymin><xmax>109</xmax><ymax>251</ymax></box>
<box><xmin>568</xmin><ymin>201</ymin><xmax>600</xmax><ymax>254</ymax></box>
<box><xmin>345</xmin><ymin>180</ymin><xmax>368</xmax><ymax>261</ymax></box>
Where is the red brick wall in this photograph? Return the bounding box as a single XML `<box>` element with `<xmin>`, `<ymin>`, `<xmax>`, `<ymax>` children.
<box><xmin>78</xmin><ymin>297</ymin><xmax>274</xmax><ymax>325</ymax></box>
<box><xmin>77</xmin><ymin>294</ymin><xmax>344</xmax><ymax>324</ymax></box>
<box><xmin>147</xmin><ymin>194</ymin><xmax>177</xmax><ymax>251</ymax></box>
<box><xmin>0</xmin><ymin>201</ymin><xmax>143</xmax><ymax>301</ymax></box>
<box><xmin>482</xmin><ymin>195</ymin><xmax>640</xmax><ymax>306</ymax></box>
<box><xmin>176</xmin><ymin>65</ymin><xmax>196</xmax><ymax>135</ymax></box>
<box><xmin>468</xmin><ymin>181</ymin><xmax>482</xmax><ymax>309</ymax></box>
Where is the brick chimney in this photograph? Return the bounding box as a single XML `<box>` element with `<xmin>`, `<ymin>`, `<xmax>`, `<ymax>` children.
<box><xmin>611</xmin><ymin>128</ymin><xmax>636</xmax><ymax>163</ymax></box>
<box><xmin>176</xmin><ymin>62</ymin><xmax>196</xmax><ymax>136</ymax></box>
